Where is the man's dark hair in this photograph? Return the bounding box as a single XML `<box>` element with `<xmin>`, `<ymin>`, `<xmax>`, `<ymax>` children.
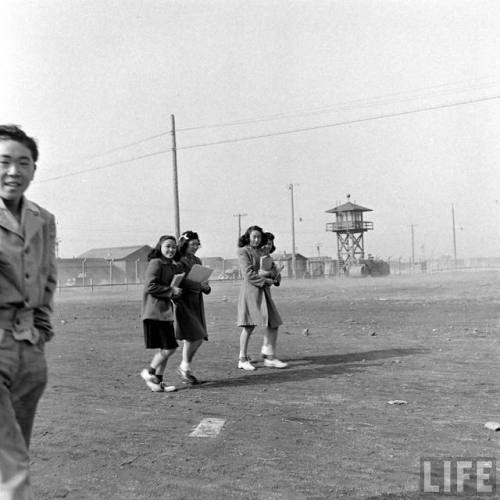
<box><xmin>0</xmin><ymin>125</ymin><xmax>39</xmax><ymax>162</ymax></box>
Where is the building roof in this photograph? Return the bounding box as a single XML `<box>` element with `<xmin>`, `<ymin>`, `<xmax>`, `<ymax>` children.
<box><xmin>273</xmin><ymin>252</ymin><xmax>307</xmax><ymax>261</ymax></box>
<box><xmin>326</xmin><ymin>201</ymin><xmax>372</xmax><ymax>213</ymax></box>
<box><xmin>223</xmin><ymin>258</ymin><xmax>240</xmax><ymax>268</ymax></box>
<box><xmin>202</xmin><ymin>257</ymin><xmax>224</xmax><ymax>263</ymax></box>
<box><xmin>78</xmin><ymin>245</ymin><xmax>151</xmax><ymax>260</ymax></box>
<box><xmin>307</xmin><ymin>256</ymin><xmax>334</xmax><ymax>262</ymax></box>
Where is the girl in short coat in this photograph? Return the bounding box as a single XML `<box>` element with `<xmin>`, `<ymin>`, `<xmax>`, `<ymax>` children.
<box><xmin>140</xmin><ymin>235</ymin><xmax>182</xmax><ymax>392</ymax></box>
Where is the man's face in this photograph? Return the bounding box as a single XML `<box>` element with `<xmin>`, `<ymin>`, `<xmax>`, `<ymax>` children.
<box><xmin>0</xmin><ymin>140</ymin><xmax>36</xmax><ymax>204</ymax></box>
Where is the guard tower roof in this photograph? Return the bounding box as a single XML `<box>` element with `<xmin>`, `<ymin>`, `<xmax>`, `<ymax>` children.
<box><xmin>326</xmin><ymin>201</ymin><xmax>372</xmax><ymax>214</ymax></box>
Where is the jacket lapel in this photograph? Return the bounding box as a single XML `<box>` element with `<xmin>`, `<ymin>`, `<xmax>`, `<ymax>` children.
<box><xmin>23</xmin><ymin>200</ymin><xmax>43</xmax><ymax>244</ymax></box>
<box><xmin>0</xmin><ymin>202</ymin><xmax>23</xmax><ymax>238</ymax></box>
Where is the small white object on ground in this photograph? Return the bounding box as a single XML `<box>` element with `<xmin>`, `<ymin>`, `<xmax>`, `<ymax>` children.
<box><xmin>484</xmin><ymin>421</ymin><xmax>500</xmax><ymax>431</ymax></box>
<box><xmin>387</xmin><ymin>400</ymin><xmax>408</xmax><ymax>405</ymax></box>
<box><xmin>190</xmin><ymin>418</ymin><xmax>226</xmax><ymax>437</ymax></box>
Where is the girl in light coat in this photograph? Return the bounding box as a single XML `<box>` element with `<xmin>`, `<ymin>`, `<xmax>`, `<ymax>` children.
<box><xmin>258</xmin><ymin>232</ymin><xmax>287</xmax><ymax>367</ymax></box>
<box><xmin>236</xmin><ymin>226</ymin><xmax>287</xmax><ymax>370</ymax></box>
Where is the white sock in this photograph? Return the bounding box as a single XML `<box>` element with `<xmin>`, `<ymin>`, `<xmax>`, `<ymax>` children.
<box><xmin>261</xmin><ymin>345</ymin><xmax>274</xmax><ymax>356</ymax></box>
<box><xmin>180</xmin><ymin>361</ymin><xmax>190</xmax><ymax>371</ymax></box>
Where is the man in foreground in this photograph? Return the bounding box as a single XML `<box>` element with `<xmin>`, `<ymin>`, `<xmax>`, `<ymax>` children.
<box><xmin>0</xmin><ymin>125</ymin><xmax>57</xmax><ymax>500</ymax></box>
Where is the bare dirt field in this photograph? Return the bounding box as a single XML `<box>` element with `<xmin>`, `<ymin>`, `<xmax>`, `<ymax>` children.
<box><xmin>31</xmin><ymin>271</ymin><xmax>500</xmax><ymax>499</ymax></box>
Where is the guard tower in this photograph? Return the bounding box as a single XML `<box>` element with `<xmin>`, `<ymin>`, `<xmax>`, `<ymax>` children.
<box><xmin>325</xmin><ymin>195</ymin><xmax>373</xmax><ymax>271</ymax></box>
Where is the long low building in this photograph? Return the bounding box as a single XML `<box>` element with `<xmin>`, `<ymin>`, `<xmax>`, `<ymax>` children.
<box><xmin>58</xmin><ymin>245</ymin><xmax>340</xmax><ymax>286</ymax></box>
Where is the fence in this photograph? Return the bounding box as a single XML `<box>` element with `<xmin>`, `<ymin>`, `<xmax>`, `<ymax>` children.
<box><xmin>56</xmin><ymin>256</ymin><xmax>500</xmax><ymax>290</ymax></box>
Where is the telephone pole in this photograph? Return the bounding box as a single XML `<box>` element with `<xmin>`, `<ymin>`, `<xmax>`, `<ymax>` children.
<box><xmin>233</xmin><ymin>213</ymin><xmax>248</xmax><ymax>241</ymax></box>
<box><xmin>171</xmin><ymin>114</ymin><xmax>180</xmax><ymax>238</ymax></box>
<box><xmin>452</xmin><ymin>204</ymin><xmax>457</xmax><ymax>265</ymax></box>
<box><xmin>289</xmin><ymin>184</ymin><xmax>297</xmax><ymax>278</ymax></box>
<box><xmin>409</xmin><ymin>224</ymin><xmax>417</xmax><ymax>266</ymax></box>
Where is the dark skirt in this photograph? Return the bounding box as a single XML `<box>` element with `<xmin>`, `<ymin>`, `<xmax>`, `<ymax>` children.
<box><xmin>143</xmin><ymin>320</ymin><xmax>179</xmax><ymax>350</ymax></box>
<box><xmin>175</xmin><ymin>291</ymin><xmax>208</xmax><ymax>342</ymax></box>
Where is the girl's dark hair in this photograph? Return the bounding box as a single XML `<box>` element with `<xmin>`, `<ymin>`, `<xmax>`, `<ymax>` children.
<box><xmin>238</xmin><ymin>225</ymin><xmax>264</xmax><ymax>248</ymax></box>
<box><xmin>147</xmin><ymin>235</ymin><xmax>178</xmax><ymax>261</ymax></box>
<box><xmin>0</xmin><ymin>124</ymin><xmax>39</xmax><ymax>162</ymax></box>
<box><xmin>178</xmin><ymin>230</ymin><xmax>200</xmax><ymax>256</ymax></box>
<box><xmin>263</xmin><ymin>232</ymin><xmax>276</xmax><ymax>253</ymax></box>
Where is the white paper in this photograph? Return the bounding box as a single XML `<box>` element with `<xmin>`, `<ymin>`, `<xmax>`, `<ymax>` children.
<box><xmin>186</xmin><ymin>264</ymin><xmax>213</xmax><ymax>283</ymax></box>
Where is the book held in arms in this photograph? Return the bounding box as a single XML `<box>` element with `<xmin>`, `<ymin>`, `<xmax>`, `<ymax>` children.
<box><xmin>260</xmin><ymin>256</ymin><xmax>284</xmax><ymax>274</ymax></box>
<box><xmin>186</xmin><ymin>264</ymin><xmax>213</xmax><ymax>283</ymax></box>
<box><xmin>170</xmin><ymin>272</ymin><xmax>185</xmax><ymax>287</ymax></box>
<box><xmin>260</xmin><ymin>255</ymin><xmax>274</xmax><ymax>272</ymax></box>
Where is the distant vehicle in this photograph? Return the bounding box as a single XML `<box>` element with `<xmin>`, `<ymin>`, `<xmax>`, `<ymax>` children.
<box><xmin>224</xmin><ymin>269</ymin><xmax>240</xmax><ymax>279</ymax></box>
<box><xmin>65</xmin><ymin>278</ymin><xmax>76</xmax><ymax>286</ymax></box>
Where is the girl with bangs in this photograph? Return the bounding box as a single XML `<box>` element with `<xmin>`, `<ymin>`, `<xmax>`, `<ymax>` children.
<box><xmin>140</xmin><ymin>235</ymin><xmax>182</xmax><ymax>392</ymax></box>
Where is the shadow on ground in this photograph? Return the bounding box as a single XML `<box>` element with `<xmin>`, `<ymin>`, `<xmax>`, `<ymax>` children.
<box><xmin>200</xmin><ymin>347</ymin><xmax>429</xmax><ymax>389</ymax></box>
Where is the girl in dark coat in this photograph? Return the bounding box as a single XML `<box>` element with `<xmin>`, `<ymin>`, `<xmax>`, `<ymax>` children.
<box><xmin>236</xmin><ymin>226</ymin><xmax>286</xmax><ymax>370</ymax></box>
<box><xmin>175</xmin><ymin>231</ymin><xmax>211</xmax><ymax>384</ymax></box>
<box><xmin>140</xmin><ymin>235</ymin><xmax>182</xmax><ymax>392</ymax></box>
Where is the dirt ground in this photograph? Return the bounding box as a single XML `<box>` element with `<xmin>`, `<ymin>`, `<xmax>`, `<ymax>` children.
<box><xmin>30</xmin><ymin>271</ymin><xmax>500</xmax><ymax>499</ymax></box>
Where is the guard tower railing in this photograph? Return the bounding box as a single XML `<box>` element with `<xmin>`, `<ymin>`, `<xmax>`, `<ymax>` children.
<box><xmin>326</xmin><ymin>221</ymin><xmax>374</xmax><ymax>232</ymax></box>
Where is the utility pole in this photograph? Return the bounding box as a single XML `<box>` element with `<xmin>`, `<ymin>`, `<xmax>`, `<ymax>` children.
<box><xmin>55</xmin><ymin>221</ymin><xmax>60</xmax><ymax>258</ymax></box>
<box><xmin>233</xmin><ymin>213</ymin><xmax>248</xmax><ymax>241</ymax></box>
<box><xmin>409</xmin><ymin>224</ymin><xmax>416</xmax><ymax>266</ymax></box>
<box><xmin>171</xmin><ymin>114</ymin><xmax>180</xmax><ymax>238</ymax></box>
<box><xmin>451</xmin><ymin>204</ymin><xmax>457</xmax><ymax>265</ymax></box>
<box><xmin>81</xmin><ymin>258</ymin><xmax>86</xmax><ymax>287</ymax></box>
<box><xmin>289</xmin><ymin>184</ymin><xmax>297</xmax><ymax>278</ymax></box>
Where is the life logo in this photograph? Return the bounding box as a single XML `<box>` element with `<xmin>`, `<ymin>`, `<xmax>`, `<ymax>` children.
<box><xmin>420</xmin><ymin>457</ymin><xmax>496</xmax><ymax>495</ymax></box>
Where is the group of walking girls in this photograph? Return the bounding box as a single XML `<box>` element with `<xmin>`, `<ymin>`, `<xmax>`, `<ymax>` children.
<box><xmin>140</xmin><ymin>224</ymin><xmax>287</xmax><ymax>392</ymax></box>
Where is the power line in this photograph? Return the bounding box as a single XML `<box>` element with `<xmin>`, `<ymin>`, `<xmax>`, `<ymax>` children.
<box><xmin>82</xmin><ymin>131</ymin><xmax>172</xmax><ymax>158</ymax></box>
<box><xmin>34</xmin><ymin>92</ymin><xmax>500</xmax><ymax>183</ymax></box>
<box><xmin>176</xmin><ymin>76</ymin><xmax>500</xmax><ymax>131</ymax></box>
<box><xmin>47</xmin><ymin>131</ymin><xmax>173</xmax><ymax>170</ymax></box>
<box><xmin>34</xmin><ymin>148</ymin><xmax>172</xmax><ymax>183</ymax></box>
<box><xmin>177</xmin><ymin>93</ymin><xmax>500</xmax><ymax>151</ymax></box>
<box><xmin>51</xmin><ymin>75</ymin><xmax>500</xmax><ymax>165</ymax></box>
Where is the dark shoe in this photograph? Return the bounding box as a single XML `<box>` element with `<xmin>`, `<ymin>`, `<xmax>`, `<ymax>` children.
<box><xmin>177</xmin><ymin>366</ymin><xmax>199</xmax><ymax>385</ymax></box>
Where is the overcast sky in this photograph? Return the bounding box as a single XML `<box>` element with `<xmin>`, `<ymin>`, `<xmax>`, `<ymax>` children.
<box><xmin>3</xmin><ymin>0</ymin><xmax>500</xmax><ymax>260</ymax></box>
